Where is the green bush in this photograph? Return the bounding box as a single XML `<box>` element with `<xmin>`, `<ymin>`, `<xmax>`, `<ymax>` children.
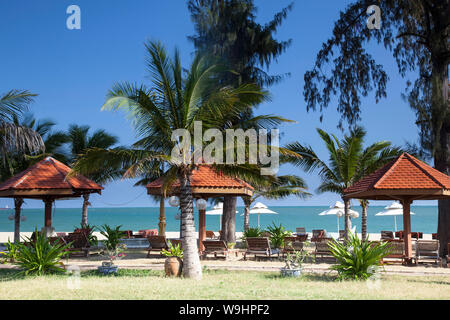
<box><xmin>328</xmin><ymin>232</ymin><xmax>391</xmax><ymax>280</ymax></box>
<box><xmin>243</xmin><ymin>227</ymin><xmax>262</xmax><ymax>239</ymax></box>
<box><xmin>15</xmin><ymin>229</ymin><xmax>71</xmax><ymax>275</ymax></box>
<box><xmin>266</xmin><ymin>222</ymin><xmax>292</xmax><ymax>249</ymax></box>
<box><xmin>99</xmin><ymin>225</ymin><xmax>126</xmax><ymax>250</ymax></box>
<box><xmin>0</xmin><ymin>239</ymin><xmax>21</xmax><ymax>263</ymax></box>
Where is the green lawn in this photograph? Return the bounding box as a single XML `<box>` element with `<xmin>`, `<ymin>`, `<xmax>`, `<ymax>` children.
<box><xmin>0</xmin><ymin>268</ymin><xmax>448</xmax><ymax>300</ymax></box>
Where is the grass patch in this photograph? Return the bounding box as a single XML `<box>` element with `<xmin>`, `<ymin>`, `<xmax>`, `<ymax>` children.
<box><xmin>0</xmin><ymin>268</ymin><xmax>448</xmax><ymax>300</ymax></box>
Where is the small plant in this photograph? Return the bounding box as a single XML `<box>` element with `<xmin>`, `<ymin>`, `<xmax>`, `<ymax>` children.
<box><xmin>266</xmin><ymin>222</ymin><xmax>292</xmax><ymax>249</ymax></box>
<box><xmin>0</xmin><ymin>239</ymin><xmax>20</xmax><ymax>263</ymax></box>
<box><xmin>328</xmin><ymin>232</ymin><xmax>391</xmax><ymax>280</ymax></box>
<box><xmin>243</xmin><ymin>227</ymin><xmax>262</xmax><ymax>239</ymax></box>
<box><xmin>161</xmin><ymin>241</ymin><xmax>183</xmax><ymax>259</ymax></box>
<box><xmin>283</xmin><ymin>241</ymin><xmax>314</xmax><ymax>270</ymax></box>
<box><xmin>227</xmin><ymin>242</ymin><xmax>236</xmax><ymax>249</ymax></box>
<box><xmin>14</xmin><ymin>229</ymin><xmax>71</xmax><ymax>275</ymax></box>
<box><xmin>101</xmin><ymin>243</ymin><xmax>127</xmax><ymax>266</ymax></box>
<box><xmin>99</xmin><ymin>224</ymin><xmax>126</xmax><ymax>251</ymax></box>
<box><xmin>76</xmin><ymin>224</ymin><xmax>98</xmax><ymax>247</ymax></box>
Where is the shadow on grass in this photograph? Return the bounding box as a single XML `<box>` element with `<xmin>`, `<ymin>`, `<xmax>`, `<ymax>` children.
<box><xmin>402</xmin><ymin>277</ymin><xmax>450</xmax><ymax>286</ymax></box>
<box><xmin>263</xmin><ymin>272</ymin><xmax>338</xmax><ymax>282</ymax></box>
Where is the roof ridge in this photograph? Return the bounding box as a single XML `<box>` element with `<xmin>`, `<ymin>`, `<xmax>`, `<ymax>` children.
<box><xmin>47</xmin><ymin>157</ymin><xmax>74</xmax><ymax>189</ymax></box>
<box><xmin>404</xmin><ymin>153</ymin><xmax>448</xmax><ymax>188</ymax></box>
<box><xmin>373</xmin><ymin>154</ymin><xmax>403</xmax><ymax>189</ymax></box>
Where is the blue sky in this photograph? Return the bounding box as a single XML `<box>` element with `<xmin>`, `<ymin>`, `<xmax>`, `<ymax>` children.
<box><xmin>0</xmin><ymin>0</ymin><xmax>431</xmax><ymax>208</ymax></box>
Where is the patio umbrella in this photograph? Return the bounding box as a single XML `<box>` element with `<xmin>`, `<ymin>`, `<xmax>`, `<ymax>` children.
<box><xmin>248</xmin><ymin>202</ymin><xmax>278</xmax><ymax>228</ymax></box>
<box><xmin>375</xmin><ymin>201</ymin><xmax>415</xmax><ymax>232</ymax></box>
<box><xmin>318</xmin><ymin>201</ymin><xmax>359</xmax><ymax>233</ymax></box>
<box><xmin>206</xmin><ymin>202</ymin><xmax>239</xmax><ymax>229</ymax></box>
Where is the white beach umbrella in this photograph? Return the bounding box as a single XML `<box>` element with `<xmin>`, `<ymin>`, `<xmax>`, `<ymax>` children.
<box><xmin>375</xmin><ymin>201</ymin><xmax>415</xmax><ymax>231</ymax></box>
<box><xmin>318</xmin><ymin>201</ymin><xmax>359</xmax><ymax>233</ymax></box>
<box><xmin>247</xmin><ymin>202</ymin><xmax>278</xmax><ymax>228</ymax></box>
<box><xmin>206</xmin><ymin>202</ymin><xmax>238</xmax><ymax>229</ymax></box>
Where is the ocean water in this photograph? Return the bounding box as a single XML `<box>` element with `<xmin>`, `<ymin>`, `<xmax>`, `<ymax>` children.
<box><xmin>0</xmin><ymin>206</ymin><xmax>439</xmax><ymax>234</ymax></box>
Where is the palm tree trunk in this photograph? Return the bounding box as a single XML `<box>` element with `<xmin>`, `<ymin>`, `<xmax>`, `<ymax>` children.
<box><xmin>243</xmin><ymin>196</ymin><xmax>251</xmax><ymax>231</ymax></box>
<box><xmin>361</xmin><ymin>200</ymin><xmax>369</xmax><ymax>241</ymax></box>
<box><xmin>158</xmin><ymin>196</ymin><xmax>166</xmax><ymax>236</ymax></box>
<box><xmin>221</xmin><ymin>196</ymin><xmax>237</xmax><ymax>243</ymax></box>
<box><xmin>178</xmin><ymin>171</ymin><xmax>202</xmax><ymax>280</ymax></box>
<box><xmin>343</xmin><ymin>198</ymin><xmax>352</xmax><ymax>240</ymax></box>
<box><xmin>81</xmin><ymin>194</ymin><xmax>90</xmax><ymax>228</ymax></box>
<box><xmin>14</xmin><ymin>198</ymin><xmax>24</xmax><ymax>243</ymax></box>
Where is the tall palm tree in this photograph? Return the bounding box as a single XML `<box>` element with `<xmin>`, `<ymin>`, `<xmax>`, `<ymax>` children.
<box><xmin>66</xmin><ymin>124</ymin><xmax>118</xmax><ymax>227</ymax></box>
<box><xmin>285</xmin><ymin>127</ymin><xmax>403</xmax><ymax>240</ymax></box>
<box><xmin>69</xmin><ymin>40</ymin><xmax>282</xmax><ymax>279</ymax></box>
<box><xmin>242</xmin><ymin>174</ymin><xmax>310</xmax><ymax>231</ymax></box>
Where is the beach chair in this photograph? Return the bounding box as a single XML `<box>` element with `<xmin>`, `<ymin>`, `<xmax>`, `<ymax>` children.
<box><xmin>244</xmin><ymin>237</ymin><xmax>274</xmax><ymax>260</ymax></box>
<box><xmin>201</xmin><ymin>240</ymin><xmax>229</xmax><ymax>259</ymax></box>
<box><xmin>382</xmin><ymin>240</ymin><xmax>405</xmax><ymax>264</ymax></box>
<box><xmin>415</xmin><ymin>240</ymin><xmax>441</xmax><ymax>266</ymax></box>
<box><xmin>282</xmin><ymin>236</ymin><xmax>304</xmax><ymax>257</ymax></box>
<box><xmin>311</xmin><ymin>229</ymin><xmax>325</xmax><ymax>242</ymax></box>
<box><xmin>313</xmin><ymin>238</ymin><xmax>335</xmax><ymax>262</ymax></box>
<box><xmin>146</xmin><ymin>235</ymin><xmax>169</xmax><ymax>257</ymax></box>
<box><xmin>297</xmin><ymin>233</ymin><xmax>308</xmax><ymax>241</ymax></box>
<box><xmin>296</xmin><ymin>227</ymin><xmax>306</xmax><ymax>235</ymax></box>
<box><xmin>205</xmin><ymin>230</ymin><xmax>217</xmax><ymax>239</ymax></box>
<box><xmin>432</xmin><ymin>233</ymin><xmax>438</xmax><ymax>240</ymax></box>
<box><xmin>136</xmin><ymin>229</ymin><xmax>158</xmax><ymax>238</ymax></box>
<box><xmin>381</xmin><ymin>231</ymin><xmax>394</xmax><ymax>241</ymax></box>
<box><xmin>121</xmin><ymin>230</ymin><xmax>134</xmax><ymax>239</ymax></box>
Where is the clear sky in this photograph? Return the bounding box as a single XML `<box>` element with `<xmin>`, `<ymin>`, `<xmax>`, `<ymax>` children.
<box><xmin>0</xmin><ymin>0</ymin><xmax>432</xmax><ymax>209</ymax></box>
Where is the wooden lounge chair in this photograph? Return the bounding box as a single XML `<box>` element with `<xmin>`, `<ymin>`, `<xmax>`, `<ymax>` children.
<box><xmin>205</xmin><ymin>230</ymin><xmax>216</xmax><ymax>239</ymax></box>
<box><xmin>311</xmin><ymin>229</ymin><xmax>325</xmax><ymax>242</ymax></box>
<box><xmin>415</xmin><ymin>240</ymin><xmax>441</xmax><ymax>266</ymax></box>
<box><xmin>313</xmin><ymin>238</ymin><xmax>335</xmax><ymax>262</ymax></box>
<box><xmin>381</xmin><ymin>231</ymin><xmax>394</xmax><ymax>241</ymax></box>
<box><xmin>296</xmin><ymin>227</ymin><xmax>306</xmax><ymax>235</ymax></box>
<box><xmin>432</xmin><ymin>233</ymin><xmax>438</xmax><ymax>240</ymax></box>
<box><xmin>395</xmin><ymin>230</ymin><xmax>423</xmax><ymax>240</ymax></box>
<box><xmin>297</xmin><ymin>233</ymin><xmax>308</xmax><ymax>241</ymax></box>
<box><xmin>244</xmin><ymin>237</ymin><xmax>274</xmax><ymax>260</ymax></box>
<box><xmin>146</xmin><ymin>235</ymin><xmax>169</xmax><ymax>257</ymax></box>
<box><xmin>201</xmin><ymin>240</ymin><xmax>229</xmax><ymax>259</ymax></box>
<box><xmin>282</xmin><ymin>236</ymin><xmax>304</xmax><ymax>257</ymax></box>
<box><xmin>382</xmin><ymin>240</ymin><xmax>405</xmax><ymax>264</ymax></box>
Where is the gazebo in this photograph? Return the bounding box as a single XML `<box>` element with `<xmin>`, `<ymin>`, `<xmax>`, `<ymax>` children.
<box><xmin>344</xmin><ymin>153</ymin><xmax>450</xmax><ymax>263</ymax></box>
<box><xmin>146</xmin><ymin>165</ymin><xmax>254</xmax><ymax>251</ymax></box>
<box><xmin>0</xmin><ymin>157</ymin><xmax>103</xmax><ymax>242</ymax></box>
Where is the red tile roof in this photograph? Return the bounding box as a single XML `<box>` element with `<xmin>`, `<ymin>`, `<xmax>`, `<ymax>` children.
<box><xmin>345</xmin><ymin>153</ymin><xmax>450</xmax><ymax>194</ymax></box>
<box><xmin>146</xmin><ymin>165</ymin><xmax>253</xmax><ymax>194</ymax></box>
<box><xmin>0</xmin><ymin>157</ymin><xmax>103</xmax><ymax>193</ymax></box>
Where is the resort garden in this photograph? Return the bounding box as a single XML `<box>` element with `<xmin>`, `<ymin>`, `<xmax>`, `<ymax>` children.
<box><xmin>0</xmin><ymin>0</ymin><xmax>449</xmax><ymax>301</ymax></box>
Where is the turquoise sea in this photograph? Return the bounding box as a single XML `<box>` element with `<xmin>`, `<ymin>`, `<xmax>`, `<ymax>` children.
<box><xmin>0</xmin><ymin>206</ymin><xmax>439</xmax><ymax>234</ymax></box>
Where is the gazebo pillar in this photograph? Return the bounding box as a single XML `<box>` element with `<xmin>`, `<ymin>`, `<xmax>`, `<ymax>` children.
<box><xmin>14</xmin><ymin>198</ymin><xmax>24</xmax><ymax>243</ymax></box>
<box><xmin>401</xmin><ymin>199</ymin><xmax>413</xmax><ymax>263</ymax></box>
<box><xmin>198</xmin><ymin>207</ymin><xmax>207</xmax><ymax>253</ymax></box>
<box><xmin>42</xmin><ymin>197</ymin><xmax>55</xmax><ymax>237</ymax></box>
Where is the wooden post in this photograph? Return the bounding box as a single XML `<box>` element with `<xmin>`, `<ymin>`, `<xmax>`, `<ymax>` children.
<box><xmin>198</xmin><ymin>207</ymin><xmax>206</xmax><ymax>253</ymax></box>
<box><xmin>159</xmin><ymin>197</ymin><xmax>166</xmax><ymax>236</ymax></box>
<box><xmin>43</xmin><ymin>198</ymin><xmax>54</xmax><ymax>228</ymax></box>
<box><xmin>14</xmin><ymin>198</ymin><xmax>24</xmax><ymax>243</ymax></box>
<box><xmin>402</xmin><ymin>199</ymin><xmax>413</xmax><ymax>263</ymax></box>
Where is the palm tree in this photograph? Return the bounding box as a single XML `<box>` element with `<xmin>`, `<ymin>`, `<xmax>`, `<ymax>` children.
<box><xmin>66</xmin><ymin>124</ymin><xmax>118</xmax><ymax>227</ymax></box>
<box><xmin>69</xmin><ymin>40</ymin><xmax>281</xmax><ymax>279</ymax></box>
<box><xmin>0</xmin><ymin>90</ymin><xmax>45</xmax><ymax>180</ymax></box>
<box><xmin>242</xmin><ymin>174</ymin><xmax>310</xmax><ymax>231</ymax></box>
<box><xmin>285</xmin><ymin>127</ymin><xmax>403</xmax><ymax>240</ymax></box>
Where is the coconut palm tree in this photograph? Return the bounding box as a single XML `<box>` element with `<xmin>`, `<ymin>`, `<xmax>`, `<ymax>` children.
<box><xmin>69</xmin><ymin>40</ymin><xmax>289</xmax><ymax>279</ymax></box>
<box><xmin>242</xmin><ymin>174</ymin><xmax>310</xmax><ymax>231</ymax></box>
<box><xmin>285</xmin><ymin>127</ymin><xmax>403</xmax><ymax>240</ymax></box>
<box><xmin>65</xmin><ymin>124</ymin><xmax>119</xmax><ymax>227</ymax></box>
<box><xmin>0</xmin><ymin>90</ymin><xmax>45</xmax><ymax>180</ymax></box>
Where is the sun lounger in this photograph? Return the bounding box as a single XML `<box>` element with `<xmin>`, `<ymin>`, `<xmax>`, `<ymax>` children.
<box><xmin>380</xmin><ymin>231</ymin><xmax>394</xmax><ymax>240</ymax></box>
<box><xmin>382</xmin><ymin>240</ymin><xmax>405</xmax><ymax>264</ymax></box>
<box><xmin>65</xmin><ymin>231</ymin><xmax>90</xmax><ymax>257</ymax></box>
<box><xmin>121</xmin><ymin>230</ymin><xmax>134</xmax><ymax>238</ymax></box>
<box><xmin>313</xmin><ymin>238</ymin><xmax>335</xmax><ymax>262</ymax></box>
<box><xmin>146</xmin><ymin>235</ymin><xmax>169</xmax><ymax>257</ymax></box>
<box><xmin>296</xmin><ymin>227</ymin><xmax>306</xmax><ymax>235</ymax></box>
<box><xmin>415</xmin><ymin>240</ymin><xmax>441</xmax><ymax>266</ymax></box>
<box><xmin>432</xmin><ymin>233</ymin><xmax>438</xmax><ymax>240</ymax></box>
<box><xmin>205</xmin><ymin>230</ymin><xmax>217</xmax><ymax>239</ymax></box>
<box><xmin>283</xmin><ymin>236</ymin><xmax>304</xmax><ymax>257</ymax></box>
<box><xmin>395</xmin><ymin>230</ymin><xmax>423</xmax><ymax>240</ymax></box>
<box><xmin>201</xmin><ymin>240</ymin><xmax>229</xmax><ymax>259</ymax></box>
<box><xmin>136</xmin><ymin>229</ymin><xmax>158</xmax><ymax>238</ymax></box>
<box><xmin>311</xmin><ymin>229</ymin><xmax>325</xmax><ymax>242</ymax></box>
<box><xmin>244</xmin><ymin>237</ymin><xmax>275</xmax><ymax>260</ymax></box>
<box><xmin>297</xmin><ymin>233</ymin><xmax>308</xmax><ymax>241</ymax></box>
